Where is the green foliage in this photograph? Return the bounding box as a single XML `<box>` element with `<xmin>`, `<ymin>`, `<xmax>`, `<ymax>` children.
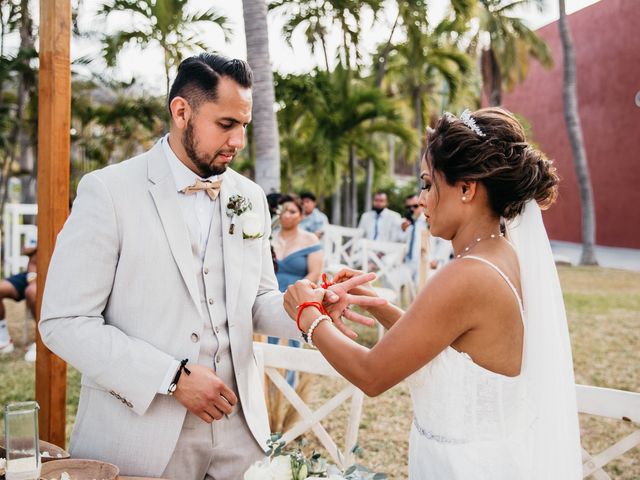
<box><xmin>274</xmin><ymin>67</ymin><xmax>414</xmax><ymax>203</ymax></box>
<box><xmin>263</xmin><ymin>433</ymin><xmax>387</xmax><ymax>479</ymax></box>
<box><xmin>69</xmin><ymin>75</ymin><xmax>166</xmax><ymax>194</ymax></box>
<box><xmin>97</xmin><ymin>0</ymin><xmax>230</xmax><ymax>93</ymax></box>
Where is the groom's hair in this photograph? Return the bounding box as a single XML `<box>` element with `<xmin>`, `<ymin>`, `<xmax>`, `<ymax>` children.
<box><xmin>167</xmin><ymin>53</ymin><xmax>253</xmax><ymax>114</ymax></box>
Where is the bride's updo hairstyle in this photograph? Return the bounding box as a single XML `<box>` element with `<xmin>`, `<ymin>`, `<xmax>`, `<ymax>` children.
<box><xmin>426</xmin><ymin>107</ymin><xmax>559</xmax><ymax>220</ymax></box>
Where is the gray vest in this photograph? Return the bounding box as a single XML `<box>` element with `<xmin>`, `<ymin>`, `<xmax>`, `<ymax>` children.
<box><xmin>188</xmin><ymin>197</ymin><xmax>237</xmax><ymax>398</ymax></box>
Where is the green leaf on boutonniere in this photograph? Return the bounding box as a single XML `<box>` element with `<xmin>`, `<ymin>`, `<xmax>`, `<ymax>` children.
<box><xmin>243</xmin><ymin>232</ymin><xmax>264</xmax><ymax>240</ymax></box>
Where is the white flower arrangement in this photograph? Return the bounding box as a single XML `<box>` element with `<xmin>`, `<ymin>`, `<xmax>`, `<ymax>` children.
<box><xmin>244</xmin><ymin>434</ymin><xmax>387</xmax><ymax>480</ymax></box>
<box><xmin>227</xmin><ymin>194</ymin><xmax>262</xmax><ymax>238</ymax></box>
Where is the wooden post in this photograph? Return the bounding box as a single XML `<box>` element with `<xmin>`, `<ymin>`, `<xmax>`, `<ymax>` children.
<box><xmin>36</xmin><ymin>0</ymin><xmax>71</xmax><ymax>447</ymax></box>
<box><xmin>418</xmin><ymin>229</ymin><xmax>430</xmax><ymax>289</ymax></box>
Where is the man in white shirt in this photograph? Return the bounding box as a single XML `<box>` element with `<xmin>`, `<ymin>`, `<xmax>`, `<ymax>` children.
<box><xmin>401</xmin><ymin>194</ymin><xmax>453</xmax><ymax>278</ymax></box>
<box><xmin>357</xmin><ymin>191</ymin><xmax>403</xmax><ymax>242</ymax></box>
<box><xmin>40</xmin><ymin>54</ymin><xmax>298</xmax><ymax>479</ymax></box>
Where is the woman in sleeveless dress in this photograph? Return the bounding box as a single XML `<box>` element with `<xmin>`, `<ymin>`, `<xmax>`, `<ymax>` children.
<box><xmin>283</xmin><ymin>108</ymin><xmax>582</xmax><ymax>479</ymax></box>
<box><xmin>269</xmin><ymin>194</ymin><xmax>323</xmax><ymax>384</ymax></box>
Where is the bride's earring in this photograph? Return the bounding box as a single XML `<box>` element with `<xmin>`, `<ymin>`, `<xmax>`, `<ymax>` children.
<box><xmin>461</xmin><ymin>196</ymin><xmax>467</xmax><ymax>201</ymax></box>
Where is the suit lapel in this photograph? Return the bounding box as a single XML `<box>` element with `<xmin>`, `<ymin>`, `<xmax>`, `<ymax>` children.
<box><xmin>219</xmin><ymin>172</ymin><xmax>243</xmax><ymax>319</ymax></box>
<box><xmin>147</xmin><ymin>142</ymin><xmax>202</xmax><ymax>315</ymax></box>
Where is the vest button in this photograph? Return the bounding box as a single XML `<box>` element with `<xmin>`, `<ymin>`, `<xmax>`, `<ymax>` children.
<box><xmin>204</xmin><ymin>267</ymin><xmax>209</xmax><ymax>275</ymax></box>
<box><xmin>215</xmin><ymin>356</ymin><xmax>221</xmax><ymax>364</ymax></box>
<box><xmin>191</xmin><ymin>333</ymin><xmax>199</xmax><ymax>343</ymax></box>
<box><xmin>208</xmin><ymin>298</ymin><xmax>214</xmax><ymax>305</ymax></box>
<box><xmin>214</xmin><ymin>326</ymin><xmax>220</xmax><ymax>334</ymax></box>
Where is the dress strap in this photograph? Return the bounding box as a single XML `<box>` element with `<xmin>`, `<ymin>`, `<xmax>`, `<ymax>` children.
<box><xmin>461</xmin><ymin>255</ymin><xmax>524</xmax><ymax>314</ymax></box>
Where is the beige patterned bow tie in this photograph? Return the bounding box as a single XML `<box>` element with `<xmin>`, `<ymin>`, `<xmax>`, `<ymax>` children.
<box><xmin>181</xmin><ymin>179</ymin><xmax>222</xmax><ymax>201</ymax></box>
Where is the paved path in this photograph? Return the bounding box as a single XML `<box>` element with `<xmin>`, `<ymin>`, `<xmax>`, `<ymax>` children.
<box><xmin>551</xmin><ymin>240</ymin><xmax>640</xmax><ymax>271</ymax></box>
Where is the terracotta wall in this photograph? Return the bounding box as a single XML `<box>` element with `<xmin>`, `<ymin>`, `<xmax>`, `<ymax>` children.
<box><xmin>501</xmin><ymin>0</ymin><xmax>640</xmax><ymax>248</ymax></box>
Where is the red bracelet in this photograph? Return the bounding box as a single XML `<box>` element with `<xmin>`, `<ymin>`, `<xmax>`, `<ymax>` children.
<box><xmin>321</xmin><ymin>273</ymin><xmax>334</xmax><ymax>289</ymax></box>
<box><xmin>296</xmin><ymin>301</ymin><xmax>328</xmax><ymax>333</ymax></box>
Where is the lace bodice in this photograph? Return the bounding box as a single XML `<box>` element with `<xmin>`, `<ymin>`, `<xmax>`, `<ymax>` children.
<box><xmin>408</xmin><ymin>346</ymin><xmax>532</xmax><ymax>443</ymax></box>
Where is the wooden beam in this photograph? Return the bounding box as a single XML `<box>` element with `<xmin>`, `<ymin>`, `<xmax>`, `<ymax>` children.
<box><xmin>36</xmin><ymin>0</ymin><xmax>71</xmax><ymax>447</ymax></box>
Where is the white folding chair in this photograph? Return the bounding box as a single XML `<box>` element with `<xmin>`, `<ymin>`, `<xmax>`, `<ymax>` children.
<box><xmin>253</xmin><ymin>342</ymin><xmax>364</xmax><ymax>469</ymax></box>
<box><xmin>577</xmin><ymin>384</ymin><xmax>640</xmax><ymax>478</ymax></box>
<box><xmin>2</xmin><ymin>203</ymin><xmax>38</xmax><ymax>276</ymax></box>
<box><xmin>322</xmin><ymin>225</ymin><xmax>364</xmax><ymax>273</ymax></box>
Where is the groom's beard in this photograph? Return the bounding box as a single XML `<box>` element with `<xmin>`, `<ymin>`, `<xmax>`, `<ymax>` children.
<box><xmin>183</xmin><ymin>121</ymin><xmax>227</xmax><ymax>177</ymax></box>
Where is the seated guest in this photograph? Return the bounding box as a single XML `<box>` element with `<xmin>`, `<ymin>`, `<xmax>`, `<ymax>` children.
<box><xmin>358</xmin><ymin>191</ymin><xmax>403</xmax><ymax>242</ymax></box>
<box><xmin>0</xmin><ymin>246</ymin><xmax>37</xmax><ymax>360</ymax></box>
<box><xmin>299</xmin><ymin>191</ymin><xmax>329</xmax><ymax>238</ymax></box>
<box><xmin>269</xmin><ymin>195</ymin><xmax>324</xmax><ymax>384</ymax></box>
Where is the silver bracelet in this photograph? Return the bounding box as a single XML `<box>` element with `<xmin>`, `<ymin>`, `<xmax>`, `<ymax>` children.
<box><xmin>306</xmin><ymin>314</ymin><xmax>332</xmax><ymax>348</ymax></box>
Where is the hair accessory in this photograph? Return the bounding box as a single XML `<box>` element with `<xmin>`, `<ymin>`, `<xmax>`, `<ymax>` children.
<box><xmin>460</xmin><ymin>109</ymin><xmax>486</xmax><ymax>137</ymax></box>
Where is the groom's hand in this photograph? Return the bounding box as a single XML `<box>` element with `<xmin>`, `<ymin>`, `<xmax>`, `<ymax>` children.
<box><xmin>173</xmin><ymin>364</ymin><xmax>238</xmax><ymax>423</ymax></box>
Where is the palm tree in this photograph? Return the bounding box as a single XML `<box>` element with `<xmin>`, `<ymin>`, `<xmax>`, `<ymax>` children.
<box><xmin>275</xmin><ymin>68</ymin><xmax>414</xmax><ymax>225</ymax></box>
<box><xmin>98</xmin><ymin>0</ymin><xmax>230</xmax><ymax>96</ymax></box>
<box><xmin>471</xmin><ymin>0</ymin><xmax>552</xmax><ymax>106</ymax></box>
<box><xmin>271</xmin><ymin>0</ymin><xmax>384</xmax><ymax>73</ymax></box>
<box><xmin>243</xmin><ymin>0</ymin><xmax>281</xmax><ymax>194</ymax></box>
<box><xmin>70</xmin><ymin>75</ymin><xmax>165</xmax><ymax>190</ymax></box>
<box><xmin>558</xmin><ymin>0</ymin><xmax>596</xmax><ymax>265</ymax></box>
<box><xmin>0</xmin><ymin>0</ymin><xmax>37</xmax><ymax>213</ymax></box>
<box><xmin>386</xmin><ymin>14</ymin><xmax>472</xmax><ymax>185</ymax></box>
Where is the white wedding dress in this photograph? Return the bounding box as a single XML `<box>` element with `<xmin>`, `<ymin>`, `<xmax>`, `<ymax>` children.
<box><xmin>407</xmin><ymin>256</ymin><xmax>533</xmax><ymax>479</ymax></box>
<box><xmin>406</xmin><ymin>201</ymin><xmax>583</xmax><ymax>479</ymax></box>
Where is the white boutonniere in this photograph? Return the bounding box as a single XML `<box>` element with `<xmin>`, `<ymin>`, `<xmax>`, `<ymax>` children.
<box><xmin>226</xmin><ymin>194</ymin><xmax>263</xmax><ymax>238</ymax></box>
<box><xmin>240</xmin><ymin>210</ymin><xmax>264</xmax><ymax>239</ymax></box>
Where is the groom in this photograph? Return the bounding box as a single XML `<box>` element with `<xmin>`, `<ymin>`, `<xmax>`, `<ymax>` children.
<box><xmin>40</xmin><ymin>53</ymin><xmax>301</xmax><ymax>479</ymax></box>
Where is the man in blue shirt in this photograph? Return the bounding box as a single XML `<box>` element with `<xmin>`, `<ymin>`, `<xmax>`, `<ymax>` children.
<box><xmin>299</xmin><ymin>191</ymin><xmax>329</xmax><ymax>238</ymax></box>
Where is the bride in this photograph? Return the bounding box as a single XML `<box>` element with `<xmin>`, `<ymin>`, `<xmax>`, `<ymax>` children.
<box><xmin>283</xmin><ymin>108</ymin><xmax>583</xmax><ymax>479</ymax></box>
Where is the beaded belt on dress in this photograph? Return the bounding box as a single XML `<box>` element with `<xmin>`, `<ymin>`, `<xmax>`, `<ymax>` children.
<box><xmin>413</xmin><ymin>416</ymin><xmax>467</xmax><ymax>444</ymax></box>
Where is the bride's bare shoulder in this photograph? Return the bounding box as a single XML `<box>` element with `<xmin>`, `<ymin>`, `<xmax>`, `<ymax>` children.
<box><xmin>420</xmin><ymin>257</ymin><xmax>513</xmax><ymax>312</ymax></box>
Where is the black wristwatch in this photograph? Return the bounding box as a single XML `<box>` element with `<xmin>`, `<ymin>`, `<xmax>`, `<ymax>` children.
<box><xmin>168</xmin><ymin>359</ymin><xmax>190</xmax><ymax>396</ymax></box>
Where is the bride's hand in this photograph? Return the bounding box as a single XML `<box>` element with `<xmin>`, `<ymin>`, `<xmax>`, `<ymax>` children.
<box><xmin>323</xmin><ymin>271</ymin><xmax>387</xmax><ymax>339</ymax></box>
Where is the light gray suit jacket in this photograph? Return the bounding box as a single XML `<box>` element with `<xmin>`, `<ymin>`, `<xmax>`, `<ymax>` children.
<box><xmin>40</xmin><ymin>141</ymin><xmax>299</xmax><ymax>477</ymax></box>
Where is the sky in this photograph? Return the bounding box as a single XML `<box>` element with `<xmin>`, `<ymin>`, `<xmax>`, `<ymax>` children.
<box><xmin>66</xmin><ymin>0</ymin><xmax>600</xmax><ymax>92</ymax></box>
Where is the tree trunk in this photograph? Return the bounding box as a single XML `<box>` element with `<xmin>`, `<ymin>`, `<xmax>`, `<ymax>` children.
<box><xmin>365</xmin><ymin>156</ymin><xmax>374</xmax><ymax>213</ymax></box>
<box><xmin>559</xmin><ymin>0</ymin><xmax>597</xmax><ymax>265</ymax></box>
<box><xmin>17</xmin><ymin>0</ymin><xmax>36</xmax><ymax>203</ymax></box>
<box><xmin>388</xmin><ymin>135</ymin><xmax>396</xmax><ymax>176</ymax></box>
<box><xmin>481</xmin><ymin>48</ymin><xmax>502</xmax><ymax>106</ymax></box>
<box><xmin>349</xmin><ymin>144</ymin><xmax>358</xmax><ymax>227</ymax></box>
<box><xmin>364</xmin><ymin>12</ymin><xmax>399</xmax><ymax>213</ymax></box>
<box><xmin>414</xmin><ymin>87</ymin><xmax>423</xmax><ymax>190</ymax></box>
<box><xmin>331</xmin><ymin>186</ymin><xmax>341</xmax><ymax>225</ymax></box>
<box><xmin>342</xmin><ymin>177</ymin><xmax>350</xmax><ymax>228</ymax></box>
<box><xmin>243</xmin><ymin>0</ymin><xmax>281</xmax><ymax>194</ymax></box>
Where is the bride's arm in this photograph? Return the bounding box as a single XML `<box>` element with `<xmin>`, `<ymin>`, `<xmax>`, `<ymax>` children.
<box><xmin>284</xmin><ymin>262</ymin><xmax>481</xmax><ymax>396</ymax></box>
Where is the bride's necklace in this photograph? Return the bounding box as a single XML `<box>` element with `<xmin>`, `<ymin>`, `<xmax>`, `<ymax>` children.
<box><xmin>455</xmin><ymin>232</ymin><xmax>504</xmax><ymax>259</ymax></box>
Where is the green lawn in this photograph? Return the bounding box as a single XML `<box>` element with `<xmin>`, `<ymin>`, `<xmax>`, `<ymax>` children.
<box><xmin>1</xmin><ymin>266</ymin><xmax>638</xmax><ymax>478</ymax></box>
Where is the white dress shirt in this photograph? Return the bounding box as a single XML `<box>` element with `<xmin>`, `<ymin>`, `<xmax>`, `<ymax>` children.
<box><xmin>358</xmin><ymin>208</ymin><xmax>403</xmax><ymax>242</ymax></box>
<box><xmin>158</xmin><ymin>135</ymin><xmax>222</xmax><ymax>393</ymax></box>
<box><xmin>162</xmin><ymin>134</ymin><xmax>221</xmax><ymax>262</ymax></box>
